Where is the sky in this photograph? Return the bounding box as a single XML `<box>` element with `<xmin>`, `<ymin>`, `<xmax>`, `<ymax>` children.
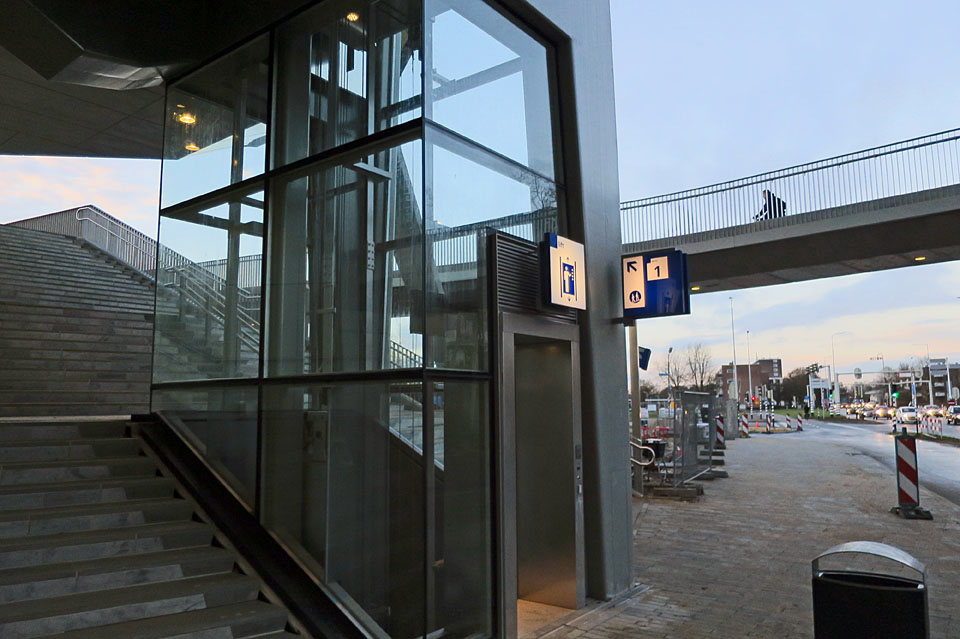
<box><xmin>609</xmin><ymin>0</ymin><xmax>960</xmax><ymax>388</ymax></box>
<box><xmin>0</xmin><ymin>0</ymin><xmax>957</xmax><ymax>388</ymax></box>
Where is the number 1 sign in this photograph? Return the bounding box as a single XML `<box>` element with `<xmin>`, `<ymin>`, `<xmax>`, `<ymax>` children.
<box><xmin>621</xmin><ymin>249</ymin><xmax>690</xmax><ymax>320</ymax></box>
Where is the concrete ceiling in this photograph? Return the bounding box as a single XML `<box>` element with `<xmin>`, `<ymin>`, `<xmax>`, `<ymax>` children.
<box><xmin>0</xmin><ymin>45</ymin><xmax>164</xmax><ymax>158</ymax></box>
<box><xmin>0</xmin><ymin>0</ymin><xmax>314</xmax><ymax>159</ymax></box>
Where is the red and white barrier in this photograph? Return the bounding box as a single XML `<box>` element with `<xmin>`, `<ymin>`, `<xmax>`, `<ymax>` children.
<box><xmin>895</xmin><ymin>435</ymin><xmax>920</xmax><ymax>507</ymax></box>
<box><xmin>786</xmin><ymin>415</ymin><xmax>792</xmax><ymax>430</ymax></box>
<box><xmin>797</xmin><ymin>415</ymin><xmax>804</xmax><ymax>431</ymax></box>
<box><xmin>894</xmin><ymin>434</ymin><xmax>932</xmax><ymax>519</ymax></box>
<box><xmin>740</xmin><ymin>415</ymin><xmax>749</xmax><ymax>436</ymax></box>
<box><xmin>716</xmin><ymin>415</ymin><xmax>726</xmax><ymax>448</ymax></box>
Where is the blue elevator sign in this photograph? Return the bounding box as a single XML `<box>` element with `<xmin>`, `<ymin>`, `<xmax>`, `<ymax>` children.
<box><xmin>621</xmin><ymin>249</ymin><xmax>691</xmax><ymax>320</ymax></box>
<box><xmin>541</xmin><ymin>233</ymin><xmax>586</xmax><ymax>310</ymax></box>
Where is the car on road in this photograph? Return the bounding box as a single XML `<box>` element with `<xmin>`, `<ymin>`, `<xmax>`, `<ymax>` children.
<box><xmin>946</xmin><ymin>406</ymin><xmax>960</xmax><ymax>425</ymax></box>
<box><xmin>895</xmin><ymin>406</ymin><xmax>918</xmax><ymax>424</ymax></box>
<box><xmin>922</xmin><ymin>405</ymin><xmax>940</xmax><ymax>417</ymax></box>
<box><xmin>875</xmin><ymin>406</ymin><xmax>892</xmax><ymax>419</ymax></box>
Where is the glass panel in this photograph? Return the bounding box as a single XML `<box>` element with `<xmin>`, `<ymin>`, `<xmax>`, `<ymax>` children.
<box><xmin>162</xmin><ymin>36</ymin><xmax>269</xmax><ymax>207</ymax></box>
<box><xmin>261</xmin><ymin>379</ymin><xmax>426</xmax><ymax>639</ymax></box>
<box><xmin>274</xmin><ymin>0</ymin><xmax>423</xmax><ymax>166</ymax></box>
<box><xmin>151</xmin><ymin>384</ymin><xmax>258</xmax><ymax>507</ymax></box>
<box><xmin>427</xmin><ymin>0</ymin><xmax>556</xmax><ymax>180</ymax></box>
<box><xmin>426</xmin><ymin>126</ymin><xmax>560</xmax><ymax>370</ymax></box>
<box><xmin>430</xmin><ymin>380</ymin><xmax>493</xmax><ymax>638</ymax></box>
<box><xmin>264</xmin><ymin>139</ymin><xmax>423</xmax><ymax>376</ymax></box>
<box><xmin>154</xmin><ymin>186</ymin><xmax>264</xmax><ymax>382</ymax></box>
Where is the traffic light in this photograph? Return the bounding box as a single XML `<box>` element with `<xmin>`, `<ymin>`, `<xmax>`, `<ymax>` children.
<box><xmin>892</xmin><ymin>392</ymin><xmax>899</xmax><ymax>399</ymax></box>
<box><xmin>751</xmin><ymin>396</ymin><xmax>756</xmax><ymax>402</ymax></box>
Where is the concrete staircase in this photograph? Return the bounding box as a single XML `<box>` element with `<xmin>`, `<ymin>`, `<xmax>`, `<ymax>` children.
<box><xmin>0</xmin><ymin>418</ymin><xmax>300</xmax><ymax>638</ymax></box>
<box><xmin>0</xmin><ymin>224</ymin><xmax>154</xmax><ymax>417</ymax></box>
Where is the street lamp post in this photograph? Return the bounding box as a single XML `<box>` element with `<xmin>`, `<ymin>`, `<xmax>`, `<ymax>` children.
<box><xmin>667</xmin><ymin>346</ymin><xmax>674</xmax><ymax>414</ymax></box>
<box><xmin>729</xmin><ymin>298</ymin><xmax>739</xmax><ymax>410</ymax></box>
<box><xmin>914</xmin><ymin>344</ymin><xmax>933</xmax><ymax>405</ymax></box>
<box><xmin>746</xmin><ymin>330</ymin><xmax>753</xmax><ymax>415</ymax></box>
<box><xmin>870</xmin><ymin>354</ymin><xmax>890</xmax><ymax>403</ymax></box>
<box><xmin>831</xmin><ymin>332</ymin><xmax>851</xmax><ymax>411</ymax></box>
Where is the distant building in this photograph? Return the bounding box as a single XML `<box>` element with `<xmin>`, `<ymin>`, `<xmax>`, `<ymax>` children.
<box><xmin>718</xmin><ymin>359</ymin><xmax>783</xmax><ymax>401</ymax></box>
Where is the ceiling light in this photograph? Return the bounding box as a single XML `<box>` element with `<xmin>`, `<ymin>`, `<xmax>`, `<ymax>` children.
<box><xmin>178</xmin><ymin>113</ymin><xmax>196</xmax><ymax>124</ymax></box>
<box><xmin>346</xmin><ymin>11</ymin><xmax>360</xmax><ymax>22</ymax></box>
<box><xmin>691</xmin><ymin>286</ymin><xmax>701</xmax><ymax>291</ymax></box>
<box><xmin>176</xmin><ymin>104</ymin><xmax>186</xmax><ymax>108</ymax></box>
<box><xmin>185</xmin><ymin>142</ymin><xmax>200</xmax><ymax>152</ymax></box>
<box><xmin>914</xmin><ymin>256</ymin><xmax>927</xmax><ymax>262</ymax></box>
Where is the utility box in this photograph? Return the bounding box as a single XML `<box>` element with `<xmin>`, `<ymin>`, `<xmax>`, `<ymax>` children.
<box><xmin>812</xmin><ymin>541</ymin><xmax>928</xmax><ymax>639</ymax></box>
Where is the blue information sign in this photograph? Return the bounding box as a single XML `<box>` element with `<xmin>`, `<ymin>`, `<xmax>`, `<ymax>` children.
<box><xmin>621</xmin><ymin>249</ymin><xmax>691</xmax><ymax>319</ymax></box>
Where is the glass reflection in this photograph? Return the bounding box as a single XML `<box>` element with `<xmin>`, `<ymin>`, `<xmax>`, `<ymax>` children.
<box><xmin>153</xmin><ymin>188</ymin><xmax>264</xmax><ymax>382</ymax></box>
<box><xmin>261</xmin><ymin>380</ymin><xmax>426</xmax><ymax>639</ymax></box>
<box><xmin>265</xmin><ymin>140</ymin><xmax>423</xmax><ymax>376</ymax></box>
<box><xmin>427</xmin><ymin>0</ymin><xmax>557</xmax><ymax>180</ymax></box>
<box><xmin>162</xmin><ymin>35</ymin><xmax>269</xmax><ymax>207</ymax></box>
<box><xmin>426</xmin><ymin>127</ymin><xmax>559</xmax><ymax>370</ymax></box>
<box><xmin>274</xmin><ymin>0</ymin><xmax>423</xmax><ymax>166</ymax></box>
<box><xmin>430</xmin><ymin>380</ymin><xmax>492</xmax><ymax>638</ymax></box>
<box><xmin>151</xmin><ymin>385</ymin><xmax>258</xmax><ymax>507</ymax></box>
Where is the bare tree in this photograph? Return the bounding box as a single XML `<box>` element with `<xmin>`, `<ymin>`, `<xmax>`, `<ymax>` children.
<box><xmin>683</xmin><ymin>342</ymin><xmax>714</xmax><ymax>391</ymax></box>
<box><xmin>654</xmin><ymin>353</ymin><xmax>687</xmax><ymax>392</ymax></box>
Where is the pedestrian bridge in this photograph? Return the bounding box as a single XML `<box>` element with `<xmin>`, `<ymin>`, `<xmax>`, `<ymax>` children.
<box><xmin>620</xmin><ymin>128</ymin><xmax>960</xmax><ymax>292</ymax></box>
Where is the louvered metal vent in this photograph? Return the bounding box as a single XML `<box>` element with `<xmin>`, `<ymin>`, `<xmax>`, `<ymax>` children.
<box><xmin>490</xmin><ymin>232</ymin><xmax>577</xmax><ymax>324</ymax></box>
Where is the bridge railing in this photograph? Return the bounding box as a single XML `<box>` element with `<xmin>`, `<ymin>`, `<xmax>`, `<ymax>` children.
<box><xmin>11</xmin><ymin>205</ymin><xmax>158</xmax><ymax>277</ymax></box>
<box><xmin>620</xmin><ymin>128</ymin><xmax>960</xmax><ymax>244</ymax></box>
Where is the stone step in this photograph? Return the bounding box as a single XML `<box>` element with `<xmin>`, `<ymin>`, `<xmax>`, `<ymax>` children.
<box><xmin>0</xmin><ymin>304</ymin><xmax>153</xmax><ymax>325</ymax></box>
<box><xmin>0</xmin><ymin>572</ymin><xmax>260</xmax><ymax>637</ymax></box>
<box><xmin>0</xmin><ymin>438</ymin><xmax>141</xmax><ymax>463</ymax></box>
<box><xmin>0</xmin><ymin>379</ymin><xmax>147</xmax><ymax>393</ymax></box>
<box><xmin>0</xmin><ymin>391</ymin><xmax>150</xmax><ymax>407</ymax></box>
<box><xmin>39</xmin><ymin>600</ymin><xmax>290</xmax><ymax>639</ymax></box>
<box><xmin>0</xmin><ymin>456</ymin><xmax>156</xmax><ymax>486</ymax></box>
<box><xmin>0</xmin><ymin>545</ymin><xmax>234</xmax><ymax>603</ymax></box>
<box><xmin>0</xmin><ymin>498</ymin><xmax>194</xmax><ymax>539</ymax></box>
<box><xmin>0</xmin><ymin>270</ymin><xmax>152</xmax><ymax>299</ymax></box>
<box><xmin>0</xmin><ymin>476</ymin><xmax>174</xmax><ymax>511</ymax></box>
<box><xmin>0</xmin><ymin>292</ymin><xmax>153</xmax><ymax>314</ymax></box>
<box><xmin>0</xmin><ymin>520</ymin><xmax>214</xmax><ymax>570</ymax></box>
<box><xmin>0</xmin><ymin>404</ymin><xmax>149</xmax><ymax>419</ymax></box>
<box><xmin>0</xmin><ymin>358</ymin><xmax>151</xmax><ymax>374</ymax></box>
<box><xmin>0</xmin><ymin>422</ymin><xmax>127</xmax><ymax>443</ymax></box>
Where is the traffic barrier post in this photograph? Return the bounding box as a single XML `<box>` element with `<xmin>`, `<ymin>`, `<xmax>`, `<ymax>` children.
<box><xmin>716</xmin><ymin>415</ymin><xmax>726</xmax><ymax>449</ymax></box>
<box><xmin>892</xmin><ymin>434</ymin><xmax>933</xmax><ymax>520</ymax></box>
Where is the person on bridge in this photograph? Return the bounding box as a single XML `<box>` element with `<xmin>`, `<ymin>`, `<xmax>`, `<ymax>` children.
<box><xmin>754</xmin><ymin>189</ymin><xmax>787</xmax><ymax>221</ymax></box>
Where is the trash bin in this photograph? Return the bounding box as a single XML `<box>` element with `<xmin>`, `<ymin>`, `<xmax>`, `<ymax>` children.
<box><xmin>812</xmin><ymin>541</ymin><xmax>928</xmax><ymax>639</ymax></box>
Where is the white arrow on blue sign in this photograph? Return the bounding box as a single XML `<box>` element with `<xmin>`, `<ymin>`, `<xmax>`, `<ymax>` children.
<box><xmin>622</xmin><ymin>256</ymin><xmax>646</xmax><ymax>311</ymax></box>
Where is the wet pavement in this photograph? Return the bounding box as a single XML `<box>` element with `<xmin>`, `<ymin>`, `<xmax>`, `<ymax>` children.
<box><xmin>527</xmin><ymin>419</ymin><xmax>960</xmax><ymax>639</ymax></box>
<box><xmin>804</xmin><ymin>418</ymin><xmax>960</xmax><ymax>507</ymax></box>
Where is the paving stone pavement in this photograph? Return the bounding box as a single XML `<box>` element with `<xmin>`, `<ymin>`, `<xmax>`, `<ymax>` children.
<box><xmin>545</xmin><ymin>431</ymin><xmax>960</xmax><ymax>638</ymax></box>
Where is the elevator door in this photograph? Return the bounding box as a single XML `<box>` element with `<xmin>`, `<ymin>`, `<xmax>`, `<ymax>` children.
<box><xmin>514</xmin><ymin>335</ymin><xmax>584</xmax><ymax>610</ymax></box>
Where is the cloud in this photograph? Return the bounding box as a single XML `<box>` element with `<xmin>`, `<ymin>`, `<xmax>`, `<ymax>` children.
<box><xmin>0</xmin><ymin>156</ymin><xmax>160</xmax><ymax>237</ymax></box>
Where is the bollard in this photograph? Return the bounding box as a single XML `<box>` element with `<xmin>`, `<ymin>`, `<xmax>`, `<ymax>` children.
<box><xmin>786</xmin><ymin>414</ymin><xmax>792</xmax><ymax>430</ymax></box>
<box><xmin>891</xmin><ymin>434</ymin><xmax>932</xmax><ymax>520</ymax></box>
<box><xmin>798</xmin><ymin>414</ymin><xmax>804</xmax><ymax>431</ymax></box>
<box><xmin>716</xmin><ymin>415</ymin><xmax>726</xmax><ymax>449</ymax></box>
<box><xmin>740</xmin><ymin>415</ymin><xmax>750</xmax><ymax>437</ymax></box>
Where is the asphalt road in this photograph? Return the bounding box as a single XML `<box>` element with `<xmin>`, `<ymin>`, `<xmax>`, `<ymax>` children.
<box><xmin>801</xmin><ymin>416</ymin><xmax>960</xmax><ymax>509</ymax></box>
